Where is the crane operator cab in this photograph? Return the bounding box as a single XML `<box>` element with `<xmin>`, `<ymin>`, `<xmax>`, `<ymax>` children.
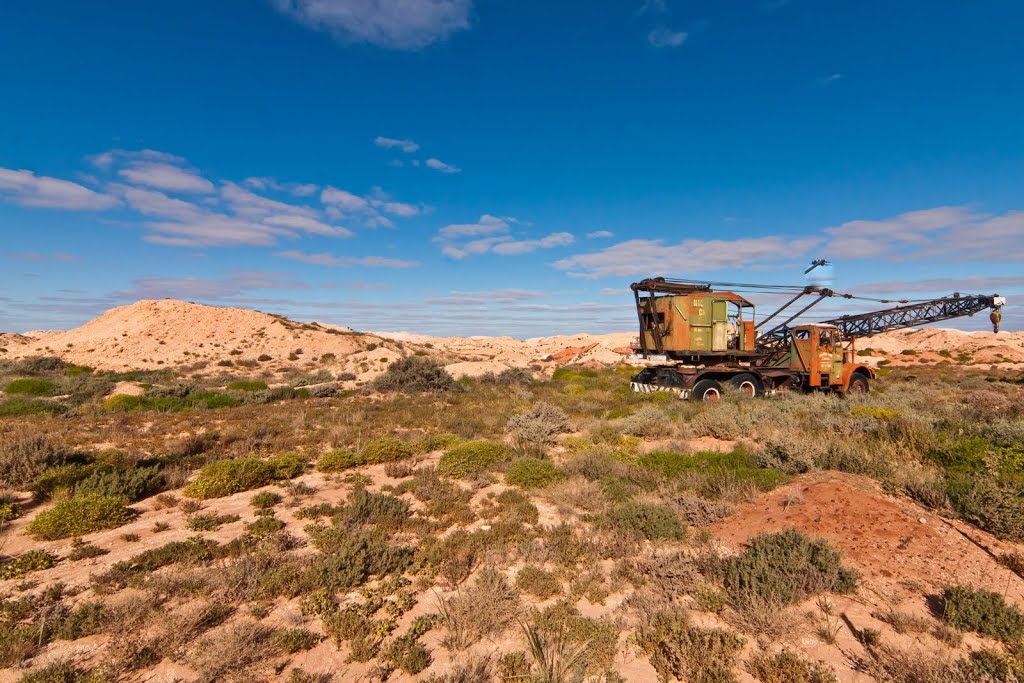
<box><xmin>789</xmin><ymin>324</ymin><xmax>844</xmax><ymax>387</ymax></box>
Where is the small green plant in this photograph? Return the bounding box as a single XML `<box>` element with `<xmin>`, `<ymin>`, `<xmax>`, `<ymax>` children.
<box><xmin>505</xmin><ymin>457</ymin><xmax>565</xmax><ymax>489</ymax></box>
<box><xmin>941</xmin><ymin>584</ymin><xmax>1024</xmax><ymax>641</ymax></box>
<box><xmin>27</xmin><ymin>495</ymin><xmax>136</xmax><ymax>539</ymax></box>
<box><xmin>438</xmin><ymin>440</ymin><xmax>510</xmax><ymax>478</ymax></box>
<box><xmin>0</xmin><ymin>550</ymin><xmax>58</xmax><ymax>580</ymax></box>
<box><xmin>3</xmin><ymin>378</ymin><xmax>57</xmax><ymax>396</ymax></box>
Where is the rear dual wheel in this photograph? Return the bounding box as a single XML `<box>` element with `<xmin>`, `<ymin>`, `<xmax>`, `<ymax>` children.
<box><xmin>692</xmin><ymin>374</ymin><xmax>763</xmax><ymax>401</ymax></box>
<box><xmin>729</xmin><ymin>373</ymin><xmax>763</xmax><ymax>398</ymax></box>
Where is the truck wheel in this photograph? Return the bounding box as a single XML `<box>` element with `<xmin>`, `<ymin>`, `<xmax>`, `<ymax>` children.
<box><xmin>729</xmin><ymin>373</ymin><xmax>763</xmax><ymax>397</ymax></box>
<box><xmin>692</xmin><ymin>379</ymin><xmax>723</xmax><ymax>402</ymax></box>
<box><xmin>847</xmin><ymin>374</ymin><xmax>869</xmax><ymax>395</ymax></box>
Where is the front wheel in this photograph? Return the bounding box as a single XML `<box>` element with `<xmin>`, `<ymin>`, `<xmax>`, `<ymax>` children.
<box><xmin>692</xmin><ymin>379</ymin><xmax>723</xmax><ymax>402</ymax></box>
<box><xmin>847</xmin><ymin>374</ymin><xmax>869</xmax><ymax>395</ymax></box>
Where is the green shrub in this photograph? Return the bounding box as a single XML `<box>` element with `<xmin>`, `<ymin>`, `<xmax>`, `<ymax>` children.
<box><xmin>309</xmin><ymin>532</ymin><xmax>414</xmax><ymax>593</ymax></box>
<box><xmin>371</xmin><ymin>356</ymin><xmax>458</xmax><ymax>393</ymax></box>
<box><xmin>603</xmin><ymin>502</ymin><xmax>686</xmax><ymax>541</ymax></box>
<box><xmin>362</xmin><ymin>437</ymin><xmax>415</xmax><ymax>464</ymax></box>
<box><xmin>505</xmin><ymin>457</ymin><xmax>565</xmax><ymax>489</ymax></box>
<box><xmin>4</xmin><ymin>378</ymin><xmax>56</xmax><ymax>396</ymax></box>
<box><xmin>34</xmin><ymin>463</ymin><xmax>100</xmax><ymax>497</ymax></box>
<box><xmin>438</xmin><ymin>440</ymin><xmax>510</xmax><ymax>478</ymax></box>
<box><xmin>0</xmin><ymin>498</ymin><xmax>20</xmax><ymax>524</ymax></box>
<box><xmin>745</xmin><ymin>649</ymin><xmax>838</xmax><ymax>683</ymax></box>
<box><xmin>515</xmin><ymin>566</ymin><xmax>562</xmax><ymax>599</ymax></box>
<box><xmin>227</xmin><ymin>380</ymin><xmax>268</xmax><ymax>391</ymax></box>
<box><xmin>114</xmin><ymin>536</ymin><xmax>218</xmax><ymax>573</ymax></box>
<box><xmin>639</xmin><ymin>447</ymin><xmax>788</xmax><ymax>493</ymax></box>
<box><xmin>251</xmin><ymin>491</ymin><xmax>282</xmax><ymax>509</ymax></box>
<box><xmin>720</xmin><ymin>529</ymin><xmax>859</xmax><ymax>606</ymax></box>
<box><xmin>383</xmin><ymin>634</ymin><xmax>432</xmax><ymax>674</ymax></box>
<box><xmin>317</xmin><ymin>449</ymin><xmax>365</xmax><ymax>472</ymax></box>
<box><xmin>0</xmin><ymin>550</ymin><xmax>58</xmax><ymax>580</ymax></box>
<box><xmin>244</xmin><ymin>515</ymin><xmax>286</xmax><ymax>538</ymax></box>
<box><xmin>187</xmin><ymin>513</ymin><xmax>241</xmax><ymax>531</ymax></box>
<box><xmin>335</xmin><ymin>487</ymin><xmax>410</xmax><ymax>532</ymax></box>
<box><xmin>55</xmin><ymin>601</ymin><xmax>105</xmax><ymax>640</ymax></box>
<box><xmin>27</xmin><ymin>496</ymin><xmax>136</xmax><ymax>540</ymax></box>
<box><xmin>15</xmin><ymin>662</ymin><xmax>104</xmax><ymax>683</ymax></box>
<box><xmin>0</xmin><ymin>398</ymin><xmax>66</xmax><ymax>417</ymax></box>
<box><xmin>941</xmin><ymin>585</ymin><xmax>1024</xmax><ymax>641</ymax></box>
<box><xmin>73</xmin><ymin>464</ymin><xmax>163</xmax><ymax>502</ymax></box>
<box><xmin>277</xmin><ymin>628</ymin><xmax>322</xmax><ymax>653</ymax></box>
<box><xmin>184</xmin><ymin>455</ymin><xmax>300</xmax><ymax>499</ymax></box>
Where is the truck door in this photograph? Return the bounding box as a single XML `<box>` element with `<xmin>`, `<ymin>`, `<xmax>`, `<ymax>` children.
<box><xmin>711</xmin><ymin>300</ymin><xmax>728</xmax><ymax>351</ymax></box>
<box><xmin>829</xmin><ymin>330</ymin><xmax>844</xmax><ymax>385</ymax></box>
<box><xmin>791</xmin><ymin>328</ymin><xmax>819</xmax><ymax>386</ymax></box>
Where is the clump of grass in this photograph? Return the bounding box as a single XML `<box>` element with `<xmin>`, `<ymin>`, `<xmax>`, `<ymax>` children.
<box><xmin>67</xmin><ymin>538</ymin><xmax>108</xmax><ymax>560</ymax></box>
<box><xmin>516</xmin><ymin>566</ymin><xmax>562</xmax><ymax>599</ymax></box>
<box><xmin>745</xmin><ymin>649</ymin><xmax>838</xmax><ymax>683</ymax></box>
<box><xmin>602</xmin><ymin>502</ymin><xmax>686</xmax><ymax>541</ymax></box>
<box><xmin>27</xmin><ymin>495</ymin><xmax>136</xmax><ymax>539</ymax></box>
<box><xmin>639</xmin><ymin>447</ymin><xmax>788</xmax><ymax>494</ymax></box>
<box><xmin>371</xmin><ymin>356</ymin><xmax>459</xmax><ymax>393</ymax></box>
<box><xmin>227</xmin><ymin>380</ymin><xmax>268</xmax><ymax>391</ymax></box>
<box><xmin>505</xmin><ymin>457</ymin><xmax>565</xmax><ymax>489</ymax></box>
<box><xmin>717</xmin><ymin>529</ymin><xmax>859</xmax><ymax>607</ymax></box>
<box><xmin>940</xmin><ymin>584</ymin><xmax>1024</xmax><ymax>641</ymax></box>
<box><xmin>438</xmin><ymin>440</ymin><xmax>510</xmax><ymax>478</ymax></box>
<box><xmin>531</xmin><ymin>600</ymin><xmax>621</xmax><ymax>675</ymax></box>
<box><xmin>0</xmin><ymin>550</ymin><xmax>58</xmax><ymax>580</ymax></box>
<box><xmin>437</xmin><ymin>567</ymin><xmax>521</xmax><ymax>648</ymax></box>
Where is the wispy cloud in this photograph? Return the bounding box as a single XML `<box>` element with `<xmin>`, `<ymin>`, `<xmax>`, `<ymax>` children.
<box><xmin>118</xmin><ymin>161</ymin><xmax>214</xmax><ymax>194</ymax></box>
<box><xmin>0</xmin><ymin>150</ymin><xmax>425</xmax><ymax>247</ymax></box>
<box><xmin>648</xmin><ymin>27</ymin><xmax>687</xmax><ymax>48</ymax></box>
<box><xmin>276</xmin><ymin>249</ymin><xmax>420</xmax><ymax>268</ymax></box>
<box><xmin>586</xmin><ymin>230</ymin><xmax>614</xmax><ymax>239</ymax></box>
<box><xmin>437</xmin><ymin>214</ymin><xmax>511</xmax><ymax>239</ymax></box>
<box><xmin>115</xmin><ymin>270</ymin><xmax>309</xmax><ymax>300</ymax></box>
<box><xmin>437</xmin><ymin>214</ymin><xmax>573</xmax><ymax>259</ymax></box>
<box><xmin>375</xmin><ymin>136</ymin><xmax>421</xmax><ymax>153</ymax></box>
<box><xmin>425</xmin><ymin>157</ymin><xmax>462</xmax><ymax>174</ymax></box>
<box><xmin>817</xmin><ymin>73</ymin><xmax>843</xmax><ymax>87</ymax></box>
<box><xmin>4</xmin><ymin>252</ymin><xmax>77</xmax><ymax>262</ymax></box>
<box><xmin>272</xmin><ymin>0</ymin><xmax>473</xmax><ymax>49</ymax></box>
<box><xmin>0</xmin><ymin>168</ymin><xmax>119</xmax><ymax>210</ymax></box>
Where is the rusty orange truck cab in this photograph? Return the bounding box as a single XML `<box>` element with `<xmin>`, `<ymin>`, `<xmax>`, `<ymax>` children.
<box><xmin>770</xmin><ymin>323</ymin><xmax>873</xmax><ymax>394</ymax></box>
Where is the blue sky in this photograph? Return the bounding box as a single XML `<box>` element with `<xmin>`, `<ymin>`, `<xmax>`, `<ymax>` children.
<box><xmin>1</xmin><ymin>0</ymin><xmax>1022</xmax><ymax>336</ymax></box>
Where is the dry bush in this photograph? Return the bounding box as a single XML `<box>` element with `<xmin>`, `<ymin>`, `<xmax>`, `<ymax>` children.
<box><xmin>437</xmin><ymin>568</ymin><xmax>521</xmax><ymax>649</ymax></box>
<box><xmin>746</xmin><ymin>649</ymin><xmax>838</xmax><ymax>683</ymax></box>
<box><xmin>857</xmin><ymin>645</ymin><xmax>975</xmax><ymax>683</ymax></box>
<box><xmin>188</xmin><ymin>621</ymin><xmax>278</xmax><ymax>683</ymax></box>
<box><xmin>371</xmin><ymin>357</ymin><xmax>458</xmax><ymax>393</ymax></box>
<box><xmin>636</xmin><ymin>605</ymin><xmax>745</xmax><ymax>683</ymax></box>
<box><xmin>151</xmin><ymin>602</ymin><xmax>236</xmax><ymax>660</ymax></box>
<box><xmin>0</xmin><ymin>433</ymin><xmax>74</xmax><ymax>489</ymax></box>
<box><xmin>507</xmin><ymin>401</ymin><xmax>572</xmax><ymax>455</ymax></box>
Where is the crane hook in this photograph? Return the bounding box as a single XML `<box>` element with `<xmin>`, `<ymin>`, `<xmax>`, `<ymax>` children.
<box><xmin>991</xmin><ymin>308</ymin><xmax>1002</xmax><ymax>333</ymax></box>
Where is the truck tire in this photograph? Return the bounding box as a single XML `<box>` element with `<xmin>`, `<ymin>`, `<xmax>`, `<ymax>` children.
<box><xmin>847</xmin><ymin>373</ymin><xmax>869</xmax><ymax>395</ymax></box>
<box><xmin>692</xmin><ymin>379</ymin><xmax>723</xmax><ymax>402</ymax></box>
<box><xmin>729</xmin><ymin>373</ymin><xmax>763</xmax><ymax>397</ymax></box>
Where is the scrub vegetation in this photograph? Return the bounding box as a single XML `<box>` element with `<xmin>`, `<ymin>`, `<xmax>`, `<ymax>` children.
<box><xmin>1</xmin><ymin>356</ymin><xmax>1023</xmax><ymax>681</ymax></box>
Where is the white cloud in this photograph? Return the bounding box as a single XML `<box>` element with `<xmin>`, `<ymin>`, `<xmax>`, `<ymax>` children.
<box><xmin>438</xmin><ymin>214</ymin><xmax>510</xmax><ymax>239</ymax></box>
<box><xmin>0</xmin><ymin>168</ymin><xmax>119</xmax><ymax>210</ymax></box>
<box><xmin>492</xmin><ymin>232</ymin><xmax>575</xmax><ymax>255</ymax></box>
<box><xmin>276</xmin><ymin>249</ymin><xmax>420</xmax><ymax>268</ymax></box>
<box><xmin>272</xmin><ymin>0</ymin><xmax>473</xmax><ymax>49</ymax></box>
<box><xmin>244</xmin><ymin>176</ymin><xmax>319</xmax><ymax>196</ymax></box>
<box><xmin>817</xmin><ymin>73</ymin><xmax>843</xmax><ymax>86</ymax></box>
<box><xmin>586</xmin><ymin>230</ymin><xmax>614</xmax><ymax>239</ymax></box>
<box><xmin>555</xmin><ymin>235</ymin><xmax>821</xmax><ymax>279</ymax></box>
<box><xmin>425</xmin><ymin>157</ymin><xmax>461</xmax><ymax>174</ymax></box>
<box><xmin>321</xmin><ymin>186</ymin><xmax>370</xmax><ymax>212</ymax></box>
<box><xmin>648</xmin><ymin>27</ymin><xmax>687</xmax><ymax>48</ymax></box>
<box><xmin>118</xmin><ymin>161</ymin><xmax>214</xmax><ymax>194</ymax></box>
<box><xmin>375</xmin><ymin>136</ymin><xmax>420</xmax><ymax>153</ymax></box>
<box><xmin>4</xmin><ymin>252</ymin><xmax>77</xmax><ymax>262</ymax></box>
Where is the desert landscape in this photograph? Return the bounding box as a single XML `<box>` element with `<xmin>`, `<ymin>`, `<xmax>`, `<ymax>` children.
<box><xmin>2</xmin><ymin>300</ymin><xmax>1024</xmax><ymax>682</ymax></box>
